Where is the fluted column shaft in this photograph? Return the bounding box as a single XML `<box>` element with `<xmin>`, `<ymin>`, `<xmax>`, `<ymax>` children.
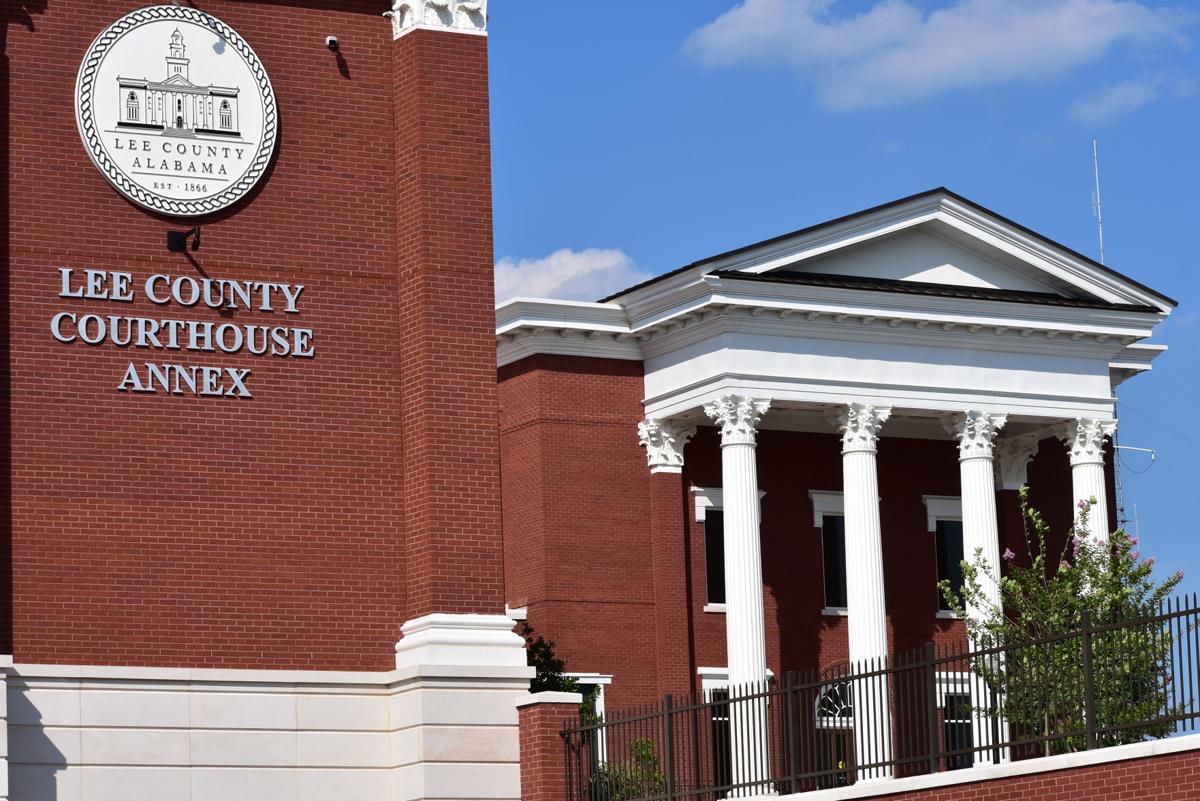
<box><xmin>1058</xmin><ymin>419</ymin><xmax>1117</xmax><ymax>545</ymax></box>
<box><xmin>832</xmin><ymin>403</ymin><xmax>892</xmax><ymax>782</ymax></box>
<box><xmin>702</xmin><ymin>398</ymin><xmax>770</xmax><ymax>689</ymax></box>
<box><xmin>944</xmin><ymin>412</ymin><xmax>1007</xmax><ymax>619</ymax></box>
<box><xmin>944</xmin><ymin>411</ymin><xmax>1009</xmax><ymax>767</ymax></box>
<box><xmin>721</xmin><ymin>438</ymin><xmax>767</xmax><ymax>688</ymax></box>
<box><xmin>843</xmin><ymin>449</ymin><xmax>888</xmax><ymax>663</ymax></box>
<box><xmin>704</xmin><ymin>396</ymin><xmax>771</xmax><ymax>797</ymax></box>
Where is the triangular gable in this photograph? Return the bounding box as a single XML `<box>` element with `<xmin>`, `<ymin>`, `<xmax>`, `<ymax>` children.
<box><xmin>773</xmin><ymin>227</ymin><xmax>1064</xmax><ymax>296</ymax></box>
<box><xmin>160</xmin><ymin>74</ymin><xmax>196</xmax><ymax>87</ymax></box>
<box><xmin>600</xmin><ymin>189</ymin><xmax>1174</xmax><ymax>312</ymax></box>
<box><xmin>730</xmin><ymin>189</ymin><xmax>1172</xmax><ymax>311</ymax></box>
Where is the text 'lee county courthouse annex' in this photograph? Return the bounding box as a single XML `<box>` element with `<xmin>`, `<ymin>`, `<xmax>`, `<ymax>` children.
<box><xmin>0</xmin><ymin>2</ymin><xmax>1197</xmax><ymax>801</ymax></box>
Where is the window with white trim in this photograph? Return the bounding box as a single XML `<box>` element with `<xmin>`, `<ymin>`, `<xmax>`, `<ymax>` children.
<box><xmin>810</xmin><ymin>491</ymin><xmax>847</xmax><ymax>613</ymax></box>
<box><xmin>692</xmin><ymin>487</ymin><xmax>764</xmax><ymax>613</ymax></box>
<box><xmin>567</xmin><ymin>672</ymin><xmax>612</xmax><ymax>763</ymax></box>
<box><xmin>933</xmin><ymin>671</ymin><xmax>974</xmax><ymax>769</ymax></box>
<box><xmin>924</xmin><ymin>496</ymin><xmax>964</xmax><ymax>614</ymax></box>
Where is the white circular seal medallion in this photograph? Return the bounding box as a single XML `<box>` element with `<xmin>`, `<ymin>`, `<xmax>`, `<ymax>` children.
<box><xmin>76</xmin><ymin>5</ymin><xmax>278</xmax><ymax>217</ymax></box>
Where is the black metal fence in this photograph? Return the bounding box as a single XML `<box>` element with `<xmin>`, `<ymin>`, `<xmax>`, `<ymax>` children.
<box><xmin>561</xmin><ymin>595</ymin><xmax>1200</xmax><ymax>801</ymax></box>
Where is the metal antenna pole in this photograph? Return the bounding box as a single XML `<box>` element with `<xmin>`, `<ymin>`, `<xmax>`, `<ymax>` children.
<box><xmin>1092</xmin><ymin>139</ymin><xmax>1106</xmax><ymax>265</ymax></box>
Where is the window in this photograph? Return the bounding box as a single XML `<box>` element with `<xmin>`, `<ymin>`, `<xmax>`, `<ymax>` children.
<box><xmin>125</xmin><ymin>92</ymin><xmax>139</xmax><ymax>121</ymax></box>
<box><xmin>709</xmin><ymin>688</ymin><xmax>732</xmax><ymax>789</ymax></box>
<box><xmin>698</xmin><ymin>668</ymin><xmax>773</xmax><ymax>789</ymax></box>
<box><xmin>220</xmin><ymin>100</ymin><xmax>232</xmax><ymax>129</ymax></box>
<box><xmin>567</xmin><ymin>672</ymin><xmax>611</xmax><ymax>763</ymax></box>
<box><xmin>822</xmin><ymin>516</ymin><xmax>848</xmax><ymax>609</ymax></box>
<box><xmin>810</xmin><ymin>491</ymin><xmax>846</xmax><ymax>613</ymax></box>
<box><xmin>935</xmin><ymin>520</ymin><xmax>965</xmax><ymax>612</ymax></box>
<box><xmin>815</xmin><ymin>680</ymin><xmax>855</xmax><ymax>788</ymax></box>
<box><xmin>924</xmin><ymin>496</ymin><xmax>964</xmax><ymax>614</ymax></box>
<box><xmin>691</xmin><ymin>487</ymin><xmax>764</xmax><ymax>613</ymax></box>
<box><xmin>705</xmin><ymin>510</ymin><xmax>726</xmax><ymax>605</ymax></box>
<box><xmin>942</xmin><ymin>692</ymin><xmax>973</xmax><ymax>770</ymax></box>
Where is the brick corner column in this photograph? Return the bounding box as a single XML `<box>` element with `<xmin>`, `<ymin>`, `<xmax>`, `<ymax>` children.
<box><xmin>638</xmin><ymin>418</ymin><xmax>697</xmax><ymax>697</ymax></box>
<box><xmin>517</xmin><ymin>691</ymin><xmax>582</xmax><ymax>801</ymax></box>
<box><xmin>392</xmin><ymin>0</ymin><xmax>504</xmax><ymax>622</ymax></box>
<box><xmin>390</xmin><ymin>6</ymin><xmax>532</xmax><ymax>801</ymax></box>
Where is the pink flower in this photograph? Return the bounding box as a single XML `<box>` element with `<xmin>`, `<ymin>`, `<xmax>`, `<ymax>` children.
<box><xmin>1174</xmin><ymin>570</ymin><xmax>1185</xmax><ymax>581</ymax></box>
<box><xmin>1130</xmin><ymin>550</ymin><xmax>1140</xmax><ymax>561</ymax></box>
<box><xmin>1002</xmin><ymin>549</ymin><xmax>1016</xmax><ymax>561</ymax></box>
<box><xmin>1147</xmin><ymin>556</ymin><xmax>1156</xmax><ymax>566</ymax></box>
<box><xmin>1078</xmin><ymin>499</ymin><xmax>1089</xmax><ymax>510</ymax></box>
<box><xmin>1129</xmin><ymin>536</ymin><xmax>1140</xmax><ymax>546</ymax></box>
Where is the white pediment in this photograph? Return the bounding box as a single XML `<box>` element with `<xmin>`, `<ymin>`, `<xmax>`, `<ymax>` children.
<box><xmin>775</xmin><ymin>227</ymin><xmax>1061</xmax><ymax>295</ymax></box>
<box><xmin>681</xmin><ymin>190</ymin><xmax>1175</xmax><ymax>313</ymax></box>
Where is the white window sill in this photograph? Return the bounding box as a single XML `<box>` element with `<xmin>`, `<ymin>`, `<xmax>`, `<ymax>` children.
<box><xmin>703</xmin><ymin>603</ymin><xmax>726</xmax><ymax>614</ymax></box>
<box><xmin>936</xmin><ymin>610</ymin><xmax>961</xmax><ymax>619</ymax></box>
<box><xmin>821</xmin><ymin>606</ymin><xmax>849</xmax><ymax>617</ymax></box>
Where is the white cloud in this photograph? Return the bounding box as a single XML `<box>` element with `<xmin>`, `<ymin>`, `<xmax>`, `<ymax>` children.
<box><xmin>1068</xmin><ymin>71</ymin><xmax>1196</xmax><ymax>123</ymax></box>
<box><xmin>684</xmin><ymin>0</ymin><xmax>1192</xmax><ymax>110</ymax></box>
<box><xmin>494</xmin><ymin>248</ymin><xmax>653</xmax><ymax>303</ymax></box>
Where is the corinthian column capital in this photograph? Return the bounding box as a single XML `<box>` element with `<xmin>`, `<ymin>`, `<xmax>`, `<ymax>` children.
<box><xmin>703</xmin><ymin>395</ymin><xmax>770</xmax><ymax>447</ymax></box>
<box><xmin>830</xmin><ymin>403</ymin><xmax>892</xmax><ymax>454</ymax></box>
<box><xmin>993</xmin><ymin>436</ymin><xmax>1040</xmax><ymax>490</ymax></box>
<box><xmin>942</xmin><ymin>411</ymin><xmax>1008</xmax><ymax>461</ymax></box>
<box><xmin>1057</xmin><ymin>418</ymin><xmax>1117</xmax><ymax>466</ymax></box>
<box><xmin>637</xmin><ymin>418</ymin><xmax>696</xmax><ymax>473</ymax></box>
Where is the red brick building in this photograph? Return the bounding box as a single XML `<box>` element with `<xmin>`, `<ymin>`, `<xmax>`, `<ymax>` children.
<box><xmin>1</xmin><ymin>1</ymin><xmax>1191</xmax><ymax>800</ymax></box>
<box><xmin>497</xmin><ymin>188</ymin><xmax>1171</xmax><ymax>717</ymax></box>
<box><xmin>1</xmin><ymin>1</ymin><xmax>532</xmax><ymax>799</ymax></box>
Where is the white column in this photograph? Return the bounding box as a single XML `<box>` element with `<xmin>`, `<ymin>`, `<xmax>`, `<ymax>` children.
<box><xmin>943</xmin><ymin>411</ymin><xmax>1008</xmax><ymax>766</ymax></box>
<box><xmin>637</xmin><ymin>418</ymin><xmax>696</xmax><ymax>474</ymax></box>
<box><xmin>703</xmin><ymin>396</ymin><xmax>771</xmax><ymax>689</ymax></box>
<box><xmin>943</xmin><ymin>412</ymin><xmax>1007</xmax><ymax>620</ymax></box>
<box><xmin>831</xmin><ymin>402</ymin><xmax>892</xmax><ymax>781</ymax></box>
<box><xmin>1057</xmin><ymin>419</ymin><xmax>1117</xmax><ymax>545</ymax></box>
<box><xmin>704</xmin><ymin>395</ymin><xmax>771</xmax><ymax>796</ymax></box>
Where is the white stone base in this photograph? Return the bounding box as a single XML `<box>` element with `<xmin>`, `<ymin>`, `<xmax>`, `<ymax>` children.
<box><xmin>5</xmin><ymin>625</ymin><xmax>533</xmax><ymax>801</ymax></box>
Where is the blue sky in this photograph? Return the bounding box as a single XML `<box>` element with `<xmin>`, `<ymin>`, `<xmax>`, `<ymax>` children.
<box><xmin>487</xmin><ymin>0</ymin><xmax>1200</xmax><ymax>594</ymax></box>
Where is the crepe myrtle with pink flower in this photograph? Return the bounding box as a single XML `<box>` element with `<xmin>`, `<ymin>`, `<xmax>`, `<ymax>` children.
<box><xmin>941</xmin><ymin>487</ymin><xmax>1185</xmax><ymax>753</ymax></box>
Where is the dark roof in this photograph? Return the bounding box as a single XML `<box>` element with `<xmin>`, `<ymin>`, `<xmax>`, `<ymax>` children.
<box><xmin>707</xmin><ymin>270</ymin><xmax>1160</xmax><ymax>313</ymax></box>
<box><xmin>597</xmin><ymin>188</ymin><xmax>1177</xmax><ymax>308</ymax></box>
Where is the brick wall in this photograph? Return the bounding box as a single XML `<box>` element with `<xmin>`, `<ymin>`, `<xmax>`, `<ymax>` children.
<box><xmin>499</xmin><ymin>355</ymin><xmax>1082</xmax><ymax>710</ymax></box>
<box><xmin>0</xmin><ymin>2</ymin><xmax>499</xmax><ymax>670</ymax></box>
<box><xmin>498</xmin><ymin>355</ymin><xmax>656</xmax><ymax>708</ymax></box>
<box><xmin>870</xmin><ymin>747</ymin><xmax>1200</xmax><ymax>801</ymax></box>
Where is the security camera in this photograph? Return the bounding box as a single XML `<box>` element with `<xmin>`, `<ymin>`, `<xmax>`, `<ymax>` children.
<box><xmin>325</xmin><ymin>36</ymin><xmax>339</xmax><ymax>51</ymax></box>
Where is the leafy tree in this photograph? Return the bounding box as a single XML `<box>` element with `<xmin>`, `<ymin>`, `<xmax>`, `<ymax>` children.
<box><xmin>941</xmin><ymin>488</ymin><xmax>1184</xmax><ymax>754</ymax></box>
<box><xmin>519</xmin><ymin>622</ymin><xmax>600</xmax><ymax>719</ymax></box>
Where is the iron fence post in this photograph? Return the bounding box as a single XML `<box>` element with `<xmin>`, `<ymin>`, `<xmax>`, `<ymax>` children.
<box><xmin>664</xmin><ymin>694</ymin><xmax>676</xmax><ymax>800</ymax></box>
<box><xmin>785</xmin><ymin>671</ymin><xmax>799</xmax><ymax>794</ymax></box>
<box><xmin>925</xmin><ymin>642</ymin><xmax>939</xmax><ymax>774</ymax></box>
<box><xmin>1082</xmin><ymin>610</ymin><xmax>1097</xmax><ymax>750</ymax></box>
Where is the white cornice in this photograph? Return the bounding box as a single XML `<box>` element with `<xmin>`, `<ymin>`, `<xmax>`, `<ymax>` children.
<box><xmin>494</xmin><ymin>283</ymin><xmax>1165</xmax><ymax>369</ymax></box>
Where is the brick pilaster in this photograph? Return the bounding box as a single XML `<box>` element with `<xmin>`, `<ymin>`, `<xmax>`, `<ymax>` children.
<box><xmin>650</xmin><ymin>471</ymin><xmax>694</xmax><ymax>696</ymax></box>
<box><xmin>517</xmin><ymin>692</ymin><xmax>581</xmax><ymax>801</ymax></box>
<box><xmin>393</xmin><ymin>28</ymin><xmax>505</xmax><ymax>617</ymax></box>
